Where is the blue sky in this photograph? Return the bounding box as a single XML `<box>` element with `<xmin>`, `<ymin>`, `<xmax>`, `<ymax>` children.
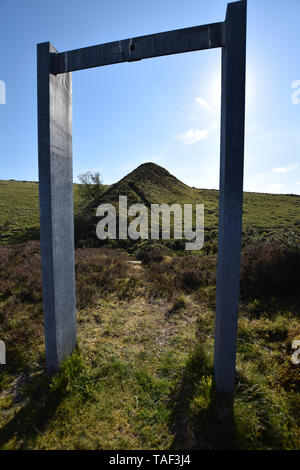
<box><xmin>0</xmin><ymin>0</ymin><xmax>299</xmax><ymax>194</ymax></box>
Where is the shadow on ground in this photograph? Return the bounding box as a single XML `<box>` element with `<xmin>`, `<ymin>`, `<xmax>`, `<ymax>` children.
<box><xmin>168</xmin><ymin>345</ymin><xmax>236</xmax><ymax>450</ymax></box>
<box><xmin>0</xmin><ymin>372</ymin><xmax>62</xmax><ymax>449</ymax></box>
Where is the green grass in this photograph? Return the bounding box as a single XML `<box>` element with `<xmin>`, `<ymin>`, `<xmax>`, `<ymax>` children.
<box><xmin>0</xmin><ymin>181</ymin><xmax>84</xmax><ymax>244</ymax></box>
<box><xmin>0</xmin><ymin>163</ymin><xmax>299</xmax><ymax>245</ymax></box>
<box><xmin>87</xmin><ymin>163</ymin><xmax>300</xmax><ymax>239</ymax></box>
<box><xmin>0</xmin><ymin>180</ymin><xmax>40</xmax><ymax>244</ymax></box>
<box><xmin>0</xmin><ymin>242</ymin><xmax>299</xmax><ymax>449</ymax></box>
<box><xmin>0</xmin><ymin>164</ymin><xmax>299</xmax><ymax>449</ymax></box>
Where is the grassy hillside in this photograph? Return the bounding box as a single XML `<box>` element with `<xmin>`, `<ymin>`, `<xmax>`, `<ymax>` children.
<box><xmin>0</xmin><ymin>164</ymin><xmax>299</xmax><ymax>450</ymax></box>
<box><xmin>102</xmin><ymin>162</ymin><xmax>300</xmax><ymax>234</ymax></box>
<box><xmin>0</xmin><ymin>181</ymin><xmax>82</xmax><ymax>244</ymax></box>
<box><xmin>0</xmin><ymin>180</ymin><xmax>39</xmax><ymax>244</ymax></box>
<box><xmin>1</xmin><ymin>164</ymin><xmax>300</xmax><ymax>245</ymax></box>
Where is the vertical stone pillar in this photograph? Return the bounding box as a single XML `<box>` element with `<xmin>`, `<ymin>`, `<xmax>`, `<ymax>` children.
<box><xmin>37</xmin><ymin>42</ymin><xmax>77</xmax><ymax>374</ymax></box>
<box><xmin>214</xmin><ymin>1</ymin><xmax>247</xmax><ymax>397</ymax></box>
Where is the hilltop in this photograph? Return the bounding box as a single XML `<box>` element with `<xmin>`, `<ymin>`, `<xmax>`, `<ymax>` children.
<box><xmin>101</xmin><ymin>162</ymin><xmax>197</xmax><ymax>207</ymax></box>
<box><xmin>0</xmin><ymin>163</ymin><xmax>300</xmax><ymax>245</ymax></box>
<box><xmin>0</xmin><ymin>165</ymin><xmax>299</xmax><ymax>450</ymax></box>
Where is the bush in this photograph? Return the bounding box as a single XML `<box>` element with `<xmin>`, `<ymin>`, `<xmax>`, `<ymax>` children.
<box><xmin>170</xmin><ymin>294</ymin><xmax>188</xmax><ymax>312</ymax></box>
<box><xmin>0</xmin><ymin>242</ymin><xmax>44</xmax><ymax>371</ymax></box>
<box><xmin>77</xmin><ymin>171</ymin><xmax>105</xmax><ymax>205</ymax></box>
<box><xmin>0</xmin><ymin>243</ymin><xmax>136</xmax><ymax>371</ymax></box>
<box><xmin>144</xmin><ymin>255</ymin><xmax>216</xmax><ymax>298</ymax></box>
<box><xmin>75</xmin><ymin>247</ymin><xmax>134</xmax><ymax>308</ymax></box>
<box><xmin>240</xmin><ymin>242</ymin><xmax>300</xmax><ymax>300</ymax></box>
<box><xmin>0</xmin><ymin>242</ymin><xmax>42</xmax><ymax>304</ymax></box>
<box><xmin>136</xmin><ymin>243</ymin><xmax>171</xmax><ymax>264</ymax></box>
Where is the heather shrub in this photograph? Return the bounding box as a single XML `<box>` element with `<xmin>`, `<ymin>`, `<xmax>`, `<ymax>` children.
<box><xmin>0</xmin><ymin>243</ymin><xmax>137</xmax><ymax>370</ymax></box>
<box><xmin>144</xmin><ymin>255</ymin><xmax>216</xmax><ymax>298</ymax></box>
<box><xmin>75</xmin><ymin>247</ymin><xmax>134</xmax><ymax>308</ymax></box>
<box><xmin>169</xmin><ymin>294</ymin><xmax>188</xmax><ymax>314</ymax></box>
<box><xmin>172</xmin><ymin>294</ymin><xmax>188</xmax><ymax>310</ymax></box>
<box><xmin>277</xmin><ymin>362</ymin><xmax>300</xmax><ymax>393</ymax></box>
<box><xmin>202</xmin><ymin>230</ymin><xmax>218</xmax><ymax>255</ymax></box>
<box><xmin>136</xmin><ymin>243</ymin><xmax>171</xmax><ymax>264</ymax></box>
<box><xmin>240</xmin><ymin>242</ymin><xmax>300</xmax><ymax>300</ymax></box>
<box><xmin>0</xmin><ymin>241</ymin><xmax>42</xmax><ymax>304</ymax></box>
<box><xmin>174</xmin><ymin>256</ymin><xmax>216</xmax><ymax>292</ymax></box>
<box><xmin>242</xmin><ymin>227</ymin><xmax>300</xmax><ymax>249</ymax></box>
<box><xmin>181</xmin><ymin>265</ymin><xmax>206</xmax><ymax>290</ymax></box>
<box><xmin>0</xmin><ymin>242</ymin><xmax>44</xmax><ymax>371</ymax></box>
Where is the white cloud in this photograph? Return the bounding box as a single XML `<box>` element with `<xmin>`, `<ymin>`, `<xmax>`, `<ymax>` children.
<box><xmin>296</xmin><ymin>182</ymin><xmax>300</xmax><ymax>185</ymax></box>
<box><xmin>271</xmin><ymin>163</ymin><xmax>299</xmax><ymax>174</ymax></box>
<box><xmin>175</xmin><ymin>128</ymin><xmax>209</xmax><ymax>145</ymax></box>
<box><xmin>265</xmin><ymin>183</ymin><xmax>284</xmax><ymax>192</ymax></box>
<box><xmin>195</xmin><ymin>97</ymin><xmax>210</xmax><ymax>111</ymax></box>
